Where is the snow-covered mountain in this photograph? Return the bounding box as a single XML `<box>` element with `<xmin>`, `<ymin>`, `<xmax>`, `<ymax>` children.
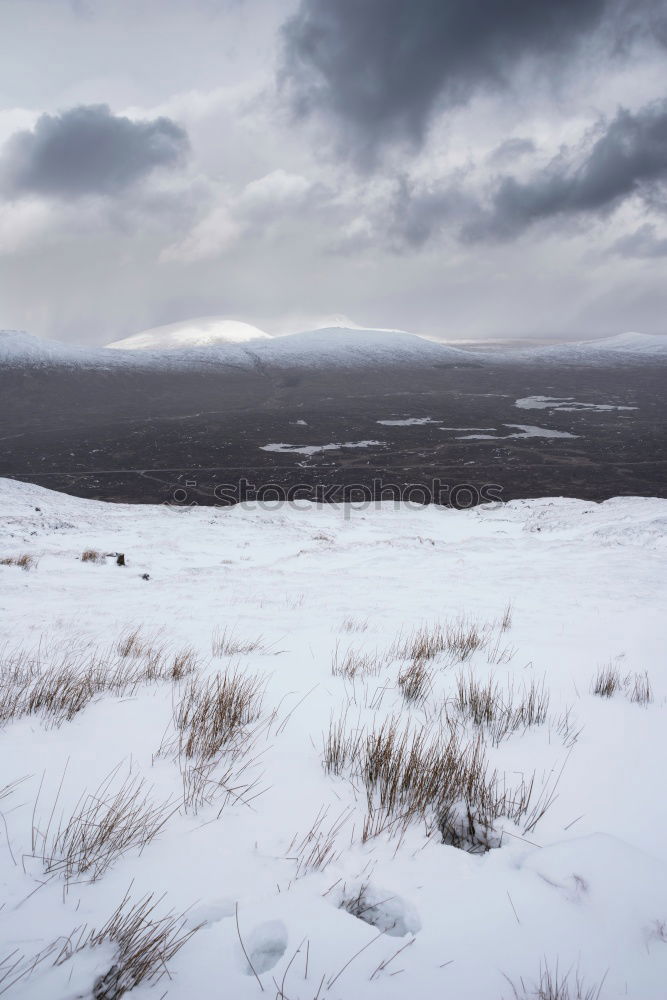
<box><xmin>246</xmin><ymin>326</ymin><xmax>474</xmax><ymax>368</ymax></box>
<box><xmin>3</xmin><ymin>325</ymin><xmax>666</xmax><ymax>372</ymax></box>
<box><xmin>107</xmin><ymin>317</ymin><xmax>271</xmax><ymax>350</ymax></box>
<box><xmin>0</xmin><ymin>325</ymin><xmax>476</xmax><ymax>370</ymax></box>
<box><xmin>480</xmin><ymin>331</ymin><xmax>667</xmax><ymax>364</ymax></box>
<box><xmin>1</xmin><ymin>478</ymin><xmax>666</xmax><ymax>999</ymax></box>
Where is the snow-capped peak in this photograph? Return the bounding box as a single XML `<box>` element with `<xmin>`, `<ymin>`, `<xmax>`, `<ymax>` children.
<box><xmin>106</xmin><ymin>317</ymin><xmax>271</xmax><ymax>350</ymax></box>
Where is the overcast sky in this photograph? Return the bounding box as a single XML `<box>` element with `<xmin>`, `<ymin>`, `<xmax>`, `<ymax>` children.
<box><xmin>1</xmin><ymin>0</ymin><xmax>666</xmax><ymax>344</ymax></box>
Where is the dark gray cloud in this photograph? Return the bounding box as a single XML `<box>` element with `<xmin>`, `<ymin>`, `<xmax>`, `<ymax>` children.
<box><xmin>0</xmin><ymin>104</ymin><xmax>189</xmax><ymax>199</ymax></box>
<box><xmin>488</xmin><ymin>137</ymin><xmax>536</xmax><ymax>166</ymax></box>
<box><xmin>466</xmin><ymin>99</ymin><xmax>667</xmax><ymax>240</ymax></box>
<box><xmin>281</xmin><ymin>0</ymin><xmax>660</xmax><ymax>158</ymax></box>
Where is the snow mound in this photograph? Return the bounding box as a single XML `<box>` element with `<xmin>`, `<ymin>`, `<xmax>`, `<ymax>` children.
<box><xmin>107</xmin><ymin>317</ymin><xmax>271</xmax><ymax>350</ymax></box>
<box><xmin>2</xmin><ymin>325</ymin><xmax>473</xmax><ymax>371</ymax></box>
<box><xmin>581</xmin><ymin>331</ymin><xmax>667</xmax><ymax>354</ymax></box>
<box><xmin>481</xmin><ymin>331</ymin><xmax>667</xmax><ymax>365</ymax></box>
<box><xmin>0</xmin><ymin>330</ymin><xmax>95</xmax><ymax>367</ymax></box>
<box><xmin>247</xmin><ymin>326</ymin><xmax>475</xmax><ymax>368</ymax></box>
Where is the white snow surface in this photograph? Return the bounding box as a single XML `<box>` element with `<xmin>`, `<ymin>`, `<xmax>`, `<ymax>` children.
<box><xmin>4</xmin><ymin>327</ymin><xmax>667</xmax><ymax>370</ymax></box>
<box><xmin>0</xmin><ymin>326</ymin><xmax>474</xmax><ymax>371</ymax></box>
<box><xmin>515</xmin><ymin>396</ymin><xmax>637</xmax><ymax>412</ymax></box>
<box><xmin>377</xmin><ymin>418</ymin><xmax>439</xmax><ymax>426</ymax></box>
<box><xmin>1</xmin><ymin>479</ymin><xmax>667</xmax><ymax>999</ymax></box>
<box><xmin>260</xmin><ymin>440</ymin><xmax>383</xmax><ymax>456</ymax></box>
<box><xmin>482</xmin><ymin>331</ymin><xmax>667</xmax><ymax>365</ymax></box>
<box><xmin>107</xmin><ymin>317</ymin><xmax>271</xmax><ymax>350</ymax></box>
<box><xmin>458</xmin><ymin>424</ymin><xmax>578</xmax><ymax>440</ymax></box>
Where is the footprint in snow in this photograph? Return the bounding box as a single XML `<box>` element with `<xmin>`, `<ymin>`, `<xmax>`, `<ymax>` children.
<box><xmin>189</xmin><ymin>899</ymin><xmax>236</xmax><ymax>926</ymax></box>
<box><xmin>339</xmin><ymin>883</ymin><xmax>421</xmax><ymax>937</ymax></box>
<box><xmin>241</xmin><ymin>920</ymin><xmax>288</xmax><ymax>975</ymax></box>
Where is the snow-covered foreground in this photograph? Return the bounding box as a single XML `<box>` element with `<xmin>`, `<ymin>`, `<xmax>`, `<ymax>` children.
<box><xmin>1</xmin><ymin>479</ymin><xmax>666</xmax><ymax>999</ymax></box>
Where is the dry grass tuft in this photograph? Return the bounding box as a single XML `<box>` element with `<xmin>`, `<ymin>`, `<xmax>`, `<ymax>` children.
<box><xmin>159</xmin><ymin>667</ymin><xmax>267</xmax><ymax>814</ymax></box>
<box><xmin>591</xmin><ymin>664</ymin><xmax>622</xmax><ymax>698</ymax></box>
<box><xmin>34</xmin><ymin>766</ymin><xmax>177</xmax><ymax>886</ymax></box>
<box><xmin>323</xmin><ymin>714</ymin><xmax>558</xmax><ymax>850</ymax></box>
<box><xmin>627</xmin><ymin>671</ymin><xmax>653</xmax><ymax>705</ymax></box>
<box><xmin>500</xmin><ymin>602</ymin><xmax>513</xmax><ymax>632</ymax></box>
<box><xmin>211</xmin><ymin>627</ymin><xmax>265</xmax><ymax>657</ymax></box>
<box><xmin>505</xmin><ymin>960</ymin><xmax>607</xmax><ymax>999</ymax></box>
<box><xmin>0</xmin><ymin>891</ymin><xmax>200</xmax><ymax>998</ymax></box>
<box><xmin>331</xmin><ymin>642</ymin><xmax>390</xmax><ymax>679</ymax></box>
<box><xmin>81</xmin><ymin>549</ymin><xmax>105</xmax><ymax>564</ymax></box>
<box><xmin>397</xmin><ymin>658</ymin><xmax>433</xmax><ymax>705</ymax></box>
<box><xmin>0</xmin><ymin>553</ymin><xmax>36</xmax><ymax>571</ymax></box>
<box><xmin>341</xmin><ymin>616</ymin><xmax>369</xmax><ymax>633</ymax></box>
<box><xmin>286</xmin><ymin>805</ymin><xmax>352</xmax><ymax>878</ymax></box>
<box><xmin>394</xmin><ymin>617</ymin><xmax>487</xmax><ymax>665</ymax></box>
<box><xmin>175</xmin><ymin>669</ymin><xmax>264</xmax><ymax>761</ymax></box>
<box><xmin>116</xmin><ymin>627</ymin><xmax>149</xmax><ymax>659</ymax></box>
<box><xmin>591</xmin><ymin>665</ymin><xmax>653</xmax><ymax>705</ymax></box>
<box><xmin>0</xmin><ymin>635</ymin><xmax>199</xmax><ymax>728</ymax></box>
<box><xmin>453</xmin><ymin>673</ymin><xmax>550</xmax><ymax>745</ymax></box>
<box><xmin>89</xmin><ymin>891</ymin><xmax>201</xmax><ymax>999</ymax></box>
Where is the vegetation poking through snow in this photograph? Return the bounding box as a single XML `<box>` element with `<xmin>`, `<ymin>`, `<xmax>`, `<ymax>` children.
<box><xmin>591</xmin><ymin>664</ymin><xmax>623</xmax><ymax>698</ymax></box>
<box><xmin>81</xmin><ymin>549</ymin><xmax>105</xmax><ymax>563</ymax></box>
<box><xmin>34</xmin><ymin>766</ymin><xmax>177</xmax><ymax>886</ymax></box>
<box><xmin>286</xmin><ymin>805</ymin><xmax>353</xmax><ymax>878</ymax></box>
<box><xmin>504</xmin><ymin>960</ymin><xmax>607</xmax><ymax>999</ymax></box>
<box><xmin>341</xmin><ymin>616</ymin><xmax>369</xmax><ymax>633</ymax></box>
<box><xmin>591</xmin><ymin>664</ymin><xmax>653</xmax><ymax>704</ymax></box>
<box><xmin>397</xmin><ymin>658</ymin><xmax>433</xmax><ymax>705</ymax></box>
<box><xmin>0</xmin><ymin>890</ymin><xmax>200</xmax><ymax>999</ymax></box>
<box><xmin>158</xmin><ymin>667</ymin><xmax>267</xmax><ymax>814</ymax></box>
<box><xmin>0</xmin><ymin>634</ymin><xmax>199</xmax><ymax>727</ymax></box>
<box><xmin>211</xmin><ymin>627</ymin><xmax>265</xmax><ymax>657</ymax></box>
<box><xmin>331</xmin><ymin>642</ymin><xmax>391</xmax><ymax>679</ymax></box>
<box><xmin>322</xmin><ymin>714</ymin><xmax>558</xmax><ymax>850</ymax></box>
<box><xmin>452</xmin><ymin>673</ymin><xmax>550</xmax><ymax>745</ymax></box>
<box><xmin>0</xmin><ymin>553</ymin><xmax>36</xmax><ymax>570</ymax></box>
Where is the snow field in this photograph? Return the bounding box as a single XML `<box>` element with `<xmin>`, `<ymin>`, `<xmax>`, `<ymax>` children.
<box><xmin>0</xmin><ymin>479</ymin><xmax>666</xmax><ymax>998</ymax></box>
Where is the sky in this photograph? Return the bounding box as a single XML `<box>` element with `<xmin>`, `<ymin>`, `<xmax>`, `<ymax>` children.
<box><xmin>0</xmin><ymin>0</ymin><xmax>666</xmax><ymax>345</ymax></box>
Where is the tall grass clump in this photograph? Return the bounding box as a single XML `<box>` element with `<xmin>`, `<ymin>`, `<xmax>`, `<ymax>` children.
<box><xmin>159</xmin><ymin>667</ymin><xmax>267</xmax><ymax>814</ymax></box>
<box><xmin>322</xmin><ymin>714</ymin><xmax>558</xmax><ymax>851</ymax></box>
<box><xmin>34</xmin><ymin>766</ymin><xmax>176</xmax><ymax>886</ymax></box>
<box><xmin>394</xmin><ymin>617</ymin><xmax>487</xmax><ymax>665</ymax></box>
<box><xmin>0</xmin><ymin>634</ymin><xmax>199</xmax><ymax>728</ymax></box>
<box><xmin>591</xmin><ymin>664</ymin><xmax>622</xmax><ymax>698</ymax></box>
<box><xmin>0</xmin><ymin>891</ymin><xmax>200</xmax><ymax>999</ymax></box>
<box><xmin>397</xmin><ymin>658</ymin><xmax>433</xmax><ymax>705</ymax></box>
<box><xmin>505</xmin><ymin>960</ymin><xmax>607</xmax><ymax>999</ymax></box>
<box><xmin>452</xmin><ymin>673</ymin><xmax>550</xmax><ymax>745</ymax></box>
<box><xmin>211</xmin><ymin>627</ymin><xmax>265</xmax><ymax>657</ymax></box>
<box><xmin>331</xmin><ymin>642</ymin><xmax>390</xmax><ymax>680</ymax></box>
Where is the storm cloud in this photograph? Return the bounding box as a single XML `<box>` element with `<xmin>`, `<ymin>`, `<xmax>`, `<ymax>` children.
<box><xmin>0</xmin><ymin>104</ymin><xmax>189</xmax><ymax>200</ymax></box>
<box><xmin>467</xmin><ymin>99</ymin><xmax>667</xmax><ymax>240</ymax></box>
<box><xmin>282</xmin><ymin>0</ymin><xmax>648</xmax><ymax>157</ymax></box>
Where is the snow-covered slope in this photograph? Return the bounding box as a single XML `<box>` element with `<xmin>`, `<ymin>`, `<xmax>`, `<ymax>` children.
<box><xmin>479</xmin><ymin>331</ymin><xmax>667</xmax><ymax>365</ymax></box>
<box><xmin>1</xmin><ymin>326</ymin><xmax>475</xmax><ymax>371</ymax></box>
<box><xmin>0</xmin><ymin>328</ymin><xmax>253</xmax><ymax>371</ymax></box>
<box><xmin>0</xmin><ymin>330</ymin><xmax>105</xmax><ymax>367</ymax></box>
<box><xmin>1</xmin><ymin>478</ymin><xmax>666</xmax><ymax>999</ymax></box>
<box><xmin>107</xmin><ymin>317</ymin><xmax>271</xmax><ymax>350</ymax></box>
<box><xmin>247</xmin><ymin>326</ymin><xmax>475</xmax><ymax>368</ymax></box>
<box><xmin>581</xmin><ymin>331</ymin><xmax>667</xmax><ymax>354</ymax></box>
